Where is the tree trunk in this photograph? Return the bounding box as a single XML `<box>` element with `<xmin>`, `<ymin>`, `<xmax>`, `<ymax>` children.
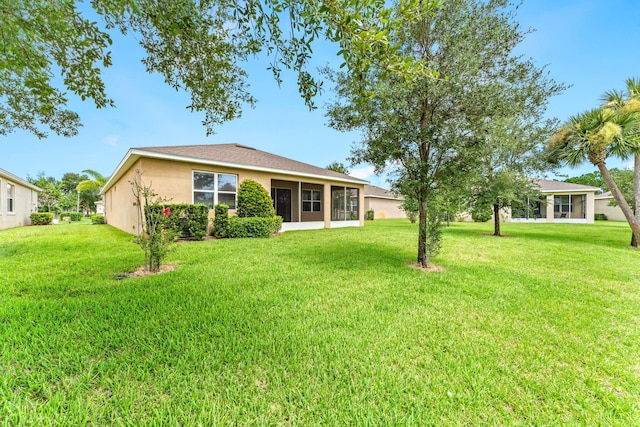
<box><xmin>597</xmin><ymin>162</ymin><xmax>640</xmax><ymax>247</ymax></box>
<box><xmin>632</xmin><ymin>154</ymin><xmax>640</xmax><ymax>247</ymax></box>
<box><xmin>417</xmin><ymin>198</ymin><xmax>428</xmax><ymax>267</ymax></box>
<box><xmin>493</xmin><ymin>203</ymin><xmax>501</xmax><ymax>236</ymax></box>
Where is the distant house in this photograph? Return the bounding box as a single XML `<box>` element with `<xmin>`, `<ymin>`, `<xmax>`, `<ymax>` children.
<box><xmin>102</xmin><ymin>144</ymin><xmax>368</xmax><ymax>234</ymax></box>
<box><xmin>594</xmin><ymin>192</ymin><xmax>626</xmax><ymax>221</ymax></box>
<box><xmin>0</xmin><ymin>168</ymin><xmax>41</xmax><ymax>230</ymax></box>
<box><xmin>510</xmin><ymin>179</ymin><xmax>599</xmax><ymax>224</ymax></box>
<box><xmin>363</xmin><ymin>185</ymin><xmax>405</xmax><ymax>219</ymax></box>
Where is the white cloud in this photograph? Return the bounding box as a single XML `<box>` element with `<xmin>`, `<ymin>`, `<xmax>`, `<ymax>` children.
<box><xmin>349</xmin><ymin>165</ymin><xmax>376</xmax><ymax>179</ymax></box>
<box><xmin>104</xmin><ymin>135</ymin><xmax>120</xmax><ymax>147</ymax></box>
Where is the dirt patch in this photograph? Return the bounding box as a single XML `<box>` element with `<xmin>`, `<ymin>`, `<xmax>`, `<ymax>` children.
<box><xmin>408</xmin><ymin>263</ymin><xmax>446</xmax><ymax>273</ymax></box>
<box><xmin>115</xmin><ymin>264</ymin><xmax>178</xmax><ymax>279</ymax></box>
<box><xmin>480</xmin><ymin>233</ymin><xmax>512</xmax><ymax>237</ymax></box>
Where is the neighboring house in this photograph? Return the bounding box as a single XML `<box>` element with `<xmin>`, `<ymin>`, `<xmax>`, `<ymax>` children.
<box><xmin>510</xmin><ymin>179</ymin><xmax>599</xmax><ymax>224</ymax></box>
<box><xmin>102</xmin><ymin>144</ymin><xmax>368</xmax><ymax>234</ymax></box>
<box><xmin>594</xmin><ymin>191</ymin><xmax>626</xmax><ymax>221</ymax></box>
<box><xmin>0</xmin><ymin>168</ymin><xmax>41</xmax><ymax>230</ymax></box>
<box><xmin>95</xmin><ymin>199</ymin><xmax>105</xmax><ymax>215</ymax></box>
<box><xmin>364</xmin><ymin>185</ymin><xmax>405</xmax><ymax>219</ymax></box>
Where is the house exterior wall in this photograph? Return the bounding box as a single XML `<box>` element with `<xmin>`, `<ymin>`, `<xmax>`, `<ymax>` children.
<box><xmin>544</xmin><ymin>192</ymin><xmax>595</xmax><ymax>224</ymax></box>
<box><xmin>594</xmin><ymin>197</ymin><xmax>626</xmax><ymax>221</ymax></box>
<box><xmin>364</xmin><ymin>197</ymin><xmax>405</xmax><ymax>219</ymax></box>
<box><xmin>104</xmin><ymin>157</ymin><xmax>365</xmax><ymax>234</ymax></box>
<box><xmin>0</xmin><ymin>175</ymin><xmax>39</xmax><ymax>230</ymax></box>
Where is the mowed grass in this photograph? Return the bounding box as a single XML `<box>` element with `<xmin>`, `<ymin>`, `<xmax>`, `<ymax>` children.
<box><xmin>0</xmin><ymin>220</ymin><xmax>639</xmax><ymax>425</ymax></box>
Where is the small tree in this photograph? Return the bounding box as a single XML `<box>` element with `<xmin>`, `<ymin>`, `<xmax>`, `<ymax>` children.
<box><xmin>326</xmin><ymin>162</ymin><xmax>350</xmax><ymax>175</ymax></box>
<box><xmin>236</xmin><ymin>180</ymin><xmax>275</xmax><ymax>218</ymax></box>
<box><xmin>129</xmin><ymin>170</ymin><xmax>177</xmax><ymax>272</ymax></box>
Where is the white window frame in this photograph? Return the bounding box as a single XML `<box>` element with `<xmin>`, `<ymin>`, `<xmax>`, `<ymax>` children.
<box><xmin>192</xmin><ymin>170</ymin><xmax>238</xmax><ymax>210</ymax></box>
<box><xmin>302</xmin><ymin>189</ymin><xmax>322</xmax><ymax>212</ymax></box>
<box><xmin>7</xmin><ymin>182</ymin><xmax>15</xmax><ymax>214</ymax></box>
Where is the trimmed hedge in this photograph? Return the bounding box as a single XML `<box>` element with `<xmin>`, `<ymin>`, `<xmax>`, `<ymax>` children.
<box><xmin>30</xmin><ymin>212</ymin><xmax>54</xmax><ymax>225</ymax></box>
<box><xmin>146</xmin><ymin>203</ymin><xmax>209</xmax><ymax>240</ymax></box>
<box><xmin>63</xmin><ymin>211</ymin><xmax>82</xmax><ymax>221</ymax></box>
<box><xmin>90</xmin><ymin>214</ymin><xmax>105</xmax><ymax>224</ymax></box>
<box><xmin>594</xmin><ymin>213</ymin><xmax>607</xmax><ymax>221</ymax></box>
<box><xmin>227</xmin><ymin>216</ymin><xmax>283</xmax><ymax>238</ymax></box>
<box><xmin>236</xmin><ymin>179</ymin><xmax>275</xmax><ymax>218</ymax></box>
<box><xmin>213</xmin><ymin>203</ymin><xmax>230</xmax><ymax>238</ymax></box>
<box><xmin>365</xmin><ymin>209</ymin><xmax>375</xmax><ymax>221</ymax></box>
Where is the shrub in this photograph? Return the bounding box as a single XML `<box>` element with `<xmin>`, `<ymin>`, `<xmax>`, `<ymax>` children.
<box><xmin>90</xmin><ymin>214</ymin><xmax>105</xmax><ymax>224</ymax></box>
<box><xmin>213</xmin><ymin>203</ymin><xmax>229</xmax><ymax>238</ymax></box>
<box><xmin>65</xmin><ymin>211</ymin><xmax>82</xmax><ymax>221</ymax></box>
<box><xmin>365</xmin><ymin>209</ymin><xmax>375</xmax><ymax>221</ymax></box>
<box><xmin>236</xmin><ymin>179</ymin><xmax>275</xmax><ymax>218</ymax></box>
<box><xmin>30</xmin><ymin>212</ymin><xmax>54</xmax><ymax>225</ymax></box>
<box><xmin>227</xmin><ymin>216</ymin><xmax>282</xmax><ymax>238</ymax></box>
<box><xmin>148</xmin><ymin>203</ymin><xmax>208</xmax><ymax>240</ymax></box>
<box><xmin>471</xmin><ymin>206</ymin><xmax>492</xmax><ymax>222</ymax></box>
<box><xmin>594</xmin><ymin>213</ymin><xmax>607</xmax><ymax>221</ymax></box>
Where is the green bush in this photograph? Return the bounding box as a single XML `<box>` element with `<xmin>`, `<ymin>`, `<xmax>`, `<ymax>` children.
<box><xmin>145</xmin><ymin>204</ymin><xmax>209</xmax><ymax>240</ymax></box>
<box><xmin>90</xmin><ymin>214</ymin><xmax>105</xmax><ymax>224</ymax></box>
<box><xmin>365</xmin><ymin>209</ymin><xmax>375</xmax><ymax>221</ymax></box>
<box><xmin>30</xmin><ymin>212</ymin><xmax>54</xmax><ymax>225</ymax></box>
<box><xmin>594</xmin><ymin>213</ymin><xmax>608</xmax><ymax>221</ymax></box>
<box><xmin>64</xmin><ymin>211</ymin><xmax>82</xmax><ymax>221</ymax></box>
<box><xmin>236</xmin><ymin>179</ymin><xmax>275</xmax><ymax>218</ymax></box>
<box><xmin>213</xmin><ymin>203</ymin><xmax>229</xmax><ymax>238</ymax></box>
<box><xmin>227</xmin><ymin>216</ymin><xmax>282</xmax><ymax>238</ymax></box>
<box><xmin>471</xmin><ymin>206</ymin><xmax>492</xmax><ymax>222</ymax></box>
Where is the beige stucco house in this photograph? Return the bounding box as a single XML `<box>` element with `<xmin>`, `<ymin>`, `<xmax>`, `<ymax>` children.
<box><xmin>510</xmin><ymin>179</ymin><xmax>599</xmax><ymax>224</ymax></box>
<box><xmin>0</xmin><ymin>168</ymin><xmax>41</xmax><ymax>230</ymax></box>
<box><xmin>102</xmin><ymin>144</ymin><xmax>368</xmax><ymax>234</ymax></box>
<box><xmin>364</xmin><ymin>185</ymin><xmax>405</xmax><ymax>219</ymax></box>
<box><xmin>594</xmin><ymin>191</ymin><xmax>626</xmax><ymax>221</ymax></box>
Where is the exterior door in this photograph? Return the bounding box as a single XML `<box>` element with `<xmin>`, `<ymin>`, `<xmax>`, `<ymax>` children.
<box><xmin>272</xmin><ymin>188</ymin><xmax>292</xmax><ymax>222</ymax></box>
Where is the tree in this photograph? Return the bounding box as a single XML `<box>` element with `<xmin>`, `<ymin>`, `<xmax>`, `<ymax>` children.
<box><xmin>27</xmin><ymin>172</ymin><xmax>62</xmax><ymax>213</ymax></box>
<box><xmin>326</xmin><ymin>0</ymin><xmax>563</xmax><ymax>267</ymax></box>
<box><xmin>1</xmin><ymin>0</ymin><xmax>439</xmax><ymax>138</ymax></box>
<box><xmin>565</xmin><ymin>171</ymin><xmax>605</xmax><ymax>189</ymax></box>
<box><xmin>470</xmin><ymin>116</ymin><xmax>559</xmax><ymax>236</ymax></box>
<box><xmin>548</xmin><ymin>108</ymin><xmax>640</xmax><ymax>247</ymax></box>
<box><xmin>601</xmin><ymin>77</ymin><xmax>640</xmax><ymax>245</ymax></box>
<box><xmin>326</xmin><ymin>162</ymin><xmax>350</xmax><ymax>175</ymax></box>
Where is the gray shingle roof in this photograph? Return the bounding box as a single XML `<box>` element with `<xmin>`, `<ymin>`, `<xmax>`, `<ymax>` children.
<box><xmin>534</xmin><ymin>179</ymin><xmax>600</xmax><ymax>193</ymax></box>
<box><xmin>364</xmin><ymin>184</ymin><xmax>403</xmax><ymax>200</ymax></box>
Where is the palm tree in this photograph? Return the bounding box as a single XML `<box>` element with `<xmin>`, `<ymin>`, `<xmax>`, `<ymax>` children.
<box><xmin>601</xmin><ymin>77</ymin><xmax>640</xmax><ymax>245</ymax></box>
<box><xmin>76</xmin><ymin>169</ymin><xmax>108</xmax><ymax>192</ymax></box>
<box><xmin>548</xmin><ymin>108</ymin><xmax>640</xmax><ymax>247</ymax></box>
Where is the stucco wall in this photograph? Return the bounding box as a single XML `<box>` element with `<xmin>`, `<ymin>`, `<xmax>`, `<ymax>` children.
<box><xmin>104</xmin><ymin>157</ymin><xmax>365</xmax><ymax>234</ymax></box>
<box><xmin>364</xmin><ymin>197</ymin><xmax>405</xmax><ymax>219</ymax></box>
<box><xmin>594</xmin><ymin>197</ymin><xmax>626</xmax><ymax>221</ymax></box>
<box><xmin>0</xmin><ymin>176</ymin><xmax>39</xmax><ymax>230</ymax></box>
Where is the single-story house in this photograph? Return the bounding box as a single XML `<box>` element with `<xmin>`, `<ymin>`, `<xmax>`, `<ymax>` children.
<box><xmin>364</xmin><ymin>185</ymin><xmax>405</xmax><ymax>219</ymax></box>
<box><xmin>102</xmin><ymin>144</ymin><xmax>368</xmax><ymax>234</ymax></box>
<box><xmin>594</xmin><ymin>191</ymin><xmax>626</xmax><ymax>221</ymax></box>
<box><xmin>510</xmin><ymin>179</ymin><xmax>599</xmax><ymax>224</ymax></box>
<box><xmin>0</xmin><ymin>168</ymin><xmax>41</xmax><ymax>230</ymax></box>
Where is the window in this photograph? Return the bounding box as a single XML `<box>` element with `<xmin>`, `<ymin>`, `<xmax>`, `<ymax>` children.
<box><xmin>331</xmin><ymin>186</ymin><xmax>359</xmax><ymax>220</ymax></box>
<box><xmin>302</xmin><ymin>189</ymin><xmax>321</xmax><ymax>212</ymax></box>
<box><xmin>193</xmin><ymin>171</ymin><xmax>237</xmax><ymax>209</ymax></box>
<box><xmin>7</xmin><ymin>183</ymin><xmax>15</xmax><ymax>213</ymax></box>
<box><xmin>554</xmin><ymin>195</ymin><xmax>572</xmax><ymax>213</ymax></box>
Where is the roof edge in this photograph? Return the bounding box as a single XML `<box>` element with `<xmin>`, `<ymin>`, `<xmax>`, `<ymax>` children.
<box><xmin>0</xmin><ymin>168</ymin><xmax>42</xmax><ymax>192</ymax></box>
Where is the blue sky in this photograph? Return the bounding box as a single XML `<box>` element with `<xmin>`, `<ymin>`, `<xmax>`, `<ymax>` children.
<box><xmin>2</xmin><ymin>0</ymin><xmax>639</xmax><ymax>186</ymax></box>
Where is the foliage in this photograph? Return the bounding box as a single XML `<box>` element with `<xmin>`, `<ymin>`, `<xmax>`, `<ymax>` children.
<box><xmin>149</xmin><ymin>203</ymin><xmax>209</xmax><ymax>240</ymax></box>
<box><xmin>365</xmin><ymin>209</ymin><xmax>375</xmax><ymax>221</ymax></box>
<box><xmin>29</xmin><ymin>212</ymin><xmax>53</xmax><ymax>225</ymax></box>
<box><xmin>595</xmin><ymin>213</ymin><xmax>608</xmax><ymax>221</ymax></box>
<box><xmin>62</xmin><ymin>211</ymin><xmax>82</xmax><ymax>221</ymax></box>
<box><xmin>1</xmin><ymin>0</ymin><xmax>439</xmax><ymax>138</ymax></box>
<box><xmin>2</xmin><ymin>220</ymin><xmax>639</xmax><ymax>425</ymax></box>
<box><xmin>227</xmin><ymin>216</ymin><xmax>283</xmax><ymax>238</ymax></box>
<box><xmin>90</xmin><ymin>214</ymin><xmax>105</xmax><ymax>224</ymax></box>
<box><xmin>400</xmin><ymin>198</ymin><xmax>419</xmax><ymax>223</ymax></box>
<box><xmin>129</xmin><ymin>170</ymin><xmax>177</xmax><ymax>271</ymax></box>
<box><xmin>213</xmin><ymin>203</ymin><xmax>230</xmax><ymax>239</ymax></box>
<box><xmin>326</xmin><ymin>162</ymin><xmax>350</xmax><ymax>175</ymax></box>
<box><xmin>326</xmin><ymin>0</ymin><xmax>562</xmax><ymax>266</ymax></box>
<box><xmin>236</xmin><ymin>180</ymin><xmax>275</xmax><ymax>218</ymax></box>
<box><xmin>471</xmin><ymin>205</ymin><xmax>492</xmax><ymax>222</ymax></box>
<box><xmin>565</xmin><ymin>171</ymin><xmax>605</xmax><ymax>189</ymax></box>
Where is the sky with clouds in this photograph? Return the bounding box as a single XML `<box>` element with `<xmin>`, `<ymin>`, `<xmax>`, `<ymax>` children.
<box><xmin>2</xmin><ymin>0</ymin><xmax>639</xmax><ymax>186</ymax></box>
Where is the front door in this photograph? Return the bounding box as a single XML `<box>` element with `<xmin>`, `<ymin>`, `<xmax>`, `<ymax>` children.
<box><xmin>272</xmin><ymin>188</ymin><xmax>292</xmax><ymax>222</ymax></box>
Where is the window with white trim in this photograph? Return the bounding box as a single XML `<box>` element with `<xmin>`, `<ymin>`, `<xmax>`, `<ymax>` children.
<box><xmin>193</xmin><ymin>171</ymin><xmax>237</xmax><ymax>209</ymax></box>
<box><xmin>302</xmin><ymin>189</ymin><xmax>321</xmax><ymax>212</ymax></box>
<box><xmin>7</xmin><ymin>183</ymin><xmax>15</xmax><ymax>213</ymax></box>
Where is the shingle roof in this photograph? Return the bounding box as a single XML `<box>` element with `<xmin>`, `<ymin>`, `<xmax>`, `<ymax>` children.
<box><xmin>103</xmin><ymin>143</ymin><xmax>367</xmax><ymax>193</ymax></box>
<box><xmin>595</xmin><ymin>191</ymin><xmax>612</xmax><ymax>199</ymax></box>
<box><xmin>534</xmin><ymin>179</ymin><xmax>600</xmax><ymax>193</ymax></box>
<box><xmin>364</xmin><ymin>184</ymin><xmax>403</xmax><ymax>200</ymax></box>
<box><xmin>0</xmin><ymin>168</ymin><xmax>41</xmax><ymax>191</ymax></box>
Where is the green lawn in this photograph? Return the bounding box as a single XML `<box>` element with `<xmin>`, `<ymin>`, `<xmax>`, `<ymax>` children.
<box><xmin>1</xmin><ymin>220</ymin><xmax>639</xmax><ymax>425</ymax></box>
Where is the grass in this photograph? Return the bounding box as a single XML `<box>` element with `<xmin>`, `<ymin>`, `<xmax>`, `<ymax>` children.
<box><xmin>0</xmin><ymin>220</ymin><xmax>639</xmax><ymax>425</ymax></box>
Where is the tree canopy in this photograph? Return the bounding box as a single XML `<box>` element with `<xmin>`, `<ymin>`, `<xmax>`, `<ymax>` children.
<box><xmin>1</xmin><ymin>0</ymin><xmax>439</xmax><ymax>138</ymax></box>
